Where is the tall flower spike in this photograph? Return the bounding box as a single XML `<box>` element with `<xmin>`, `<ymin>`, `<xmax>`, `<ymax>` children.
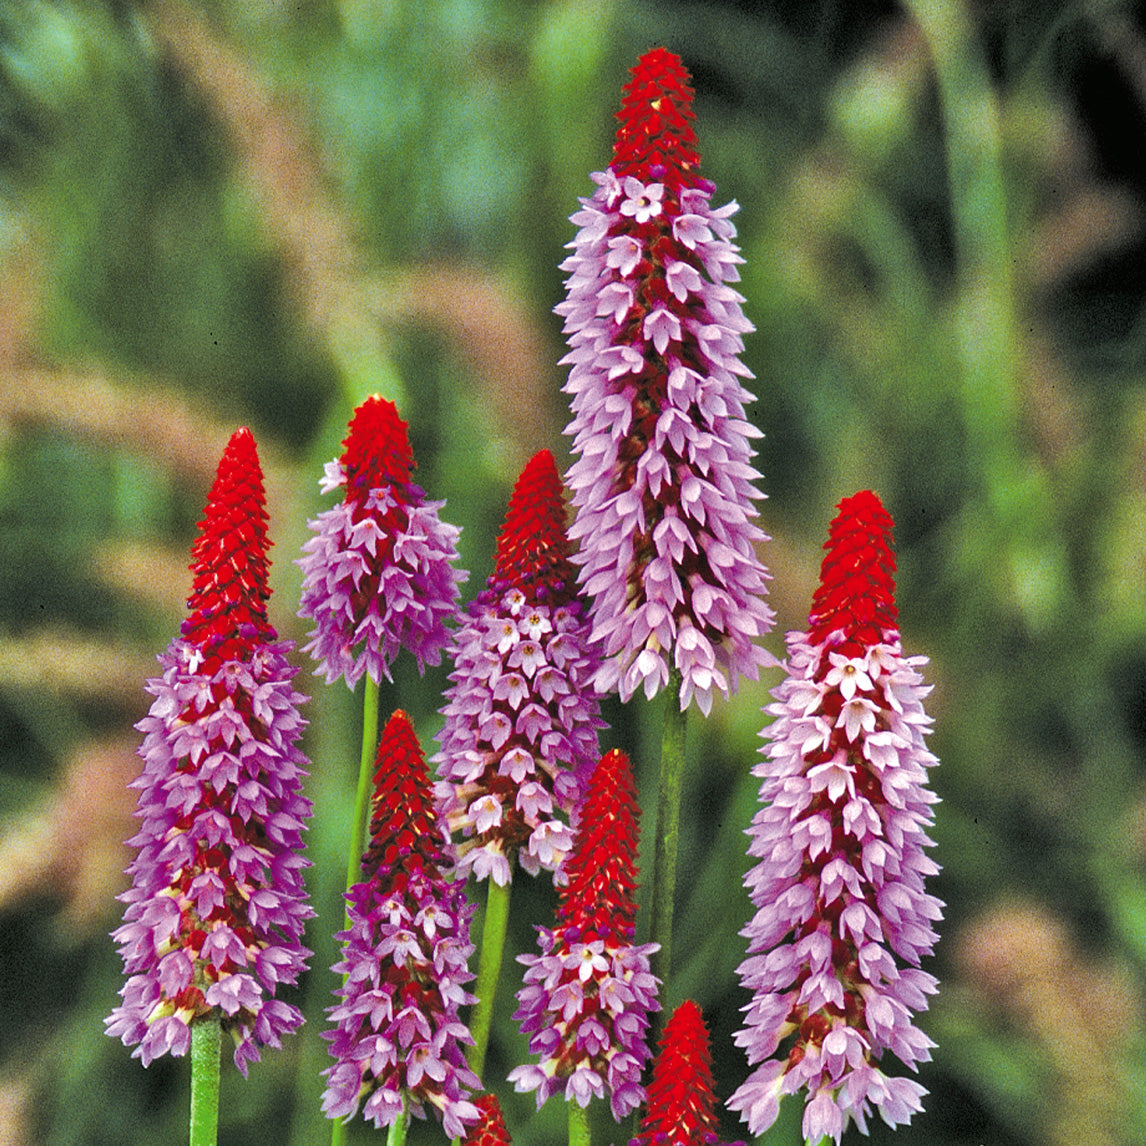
<box><xmin>508</xmin><ymin>749</ymin><xmax>659</xmax><ymax>1121</ymax></box>
<box><xmin>106</xmin><ymin>428</ymin><xmax>313</xmax><ymax>1073</ymax></box>
<box><xmin>322</xmin><ymin>710</ymin><xmax>481</xmax><ymax>1138</ymax></box>
<box><xmin>297</xmin><ymin>395</ymin><xmax>467</xmax><ymax>687</ymax></box>
<box><xmin>730</xmin><ymin>492</ymin><xmax>942</xmax><ymax>1144</ymax></box>
<box><xmin>559</xmin><ymin>47</ymin><xmax>774</xmax><ymax>715</ymax></box>
<box><xmin>434</xmin><ymin>449</ymin><xmax>606</xmax><ymax>885</ymax></box>
<box><xmin>631</xmin><ymin>1000</ymin><xmax>745</xmax><ymax>1146</ymax></box>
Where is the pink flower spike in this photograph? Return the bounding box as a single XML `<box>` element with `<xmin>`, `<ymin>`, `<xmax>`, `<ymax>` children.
<box><xmin>558</xmin><ymin>48</ymin><xmax>774</xmax><ymax>713</ymax></box>
<box><xmin>731</xmin><ymin>492</ymin><xmax>942</xmax><ymax>1143</ymax></box>
<box><xmin>106</xmin><ymin>428</ymin><xmax>313</xmax><ymax>1074</ymax></box>
<box><xmin>297</xmin><ymin>395</ymin><xmax>467</xmax><ymax>687</ymax></box>
<box><xmin>435</xmin><ymin>450</ymin><xmax>605</xmax><ymax>885</ymax></box>
<box><xmin>509</xmin><ymin>750</ymin><xmax>659</xmax><ymax>1121</ymax></box>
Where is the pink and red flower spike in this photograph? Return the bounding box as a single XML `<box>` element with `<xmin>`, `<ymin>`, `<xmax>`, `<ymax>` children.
<box><xmin>106</xmin><ymin>428</ymin><xmax>313</xmax><ymax>1074</ymax></box>
<box><xmin>462</xmin><ymin>1094</ymin><xmax>513</xmax><ymax>1146</ymax></box>
<box><xmin>321</xmin><ymin>710</ymin><xmax>481</xmax><ymax>1138</ymax></box>
<box><xmin>508</xmin><ymin>748</ymin><xmax>659</xmax><ymax>1121</ymax></box>
<box><xmin>730</xmin><ymin>491</ymin><xmax>942</xmax><ymax>1144</ymax></box>
<box><xmin>559</xmin><ymin>48</ymin><xmax>774</xmax><ymax>715</ymax></box>
<box><xmin>297</xmin><ymin>395</ymin><xmax>467</xmax><ymax>687</ymax></box>
<box><xmin>434</xmin><ymin>449</ymin><xmax>605</xmax><ymax>885</ymax></box>
<box><xmin>630</xmin><ymin>999</ymin><xmax>745</xmax><ymax>1146</ymax></box>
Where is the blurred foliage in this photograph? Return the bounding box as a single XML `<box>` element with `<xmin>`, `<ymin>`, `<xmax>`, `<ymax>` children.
<box><xmin>3</xmin><ymin>0</ymin><xmax>1146</xmax><ymax>1144</ymax></box>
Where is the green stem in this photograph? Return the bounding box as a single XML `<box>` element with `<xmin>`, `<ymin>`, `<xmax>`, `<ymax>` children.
<box><xmin>348</xmin><ymin>676</ymin><xmax>382</xmax><ymax>893</ymax></box>
<box><xmin>467</xmin><ymin>878</ymin><xmax>512</xmax><ymax>1081</ymax></box>
<box><xmin>649</xmin><ymin>665</ymin><xmax>686</xmax><ymax>998</ymax></box>
<box><xmin>332</xmin><ymin>676</ymin><xmax>381</xmax><ymax>1146</ymax></box>
<box><xmin>189</xmin><ymin>1016</ymin><xmax>221</xmax><ymax>1146</ymax></box>
<box><xmin>386</xmin><ymin>1098</ymin><xmax>409</xmax><ymax>1146</ymax></box>
<box><xmin>568</xmin><ymin>1100</ymin><xmax>591</xmax><ymax>1146</ymax></box>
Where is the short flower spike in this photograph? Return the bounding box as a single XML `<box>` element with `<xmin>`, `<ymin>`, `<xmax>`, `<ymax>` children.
<box><xmin>559</xmin><ymin>48</ymin><xmax>774</xmax><ymax>714</ymax></box>
<box><xmin>106</xmin><ymin>428</ymin><xmax>313</xmax><ymax>1074</ymax></box>
<box><xmin>322</xmin><ymin>711</ymin><xmax>480</xmax><ymax>1139</ymax></box>
<box><xmin>434</xmin><ymin>450</ymin><xmax>605</xmax><ymax>885</ymax></box>
<box><xmin>508</xmin><ymin>749</ymin><xmax>659</xmax><ymax>1121</ymax></box>
<box><xmin>297</xmin><ymin>394</ymin><xmax>467</xmax><ymax>687</ymax></box>
<box><xmin>631</xmin><ymin>999</ymin><xmax>745</xmax><ymax>1146</ymax></box>
<box><xmin>731</xmin><ymin>492</ymin><xmax>942</xmax><ymax>1144</ymax></box>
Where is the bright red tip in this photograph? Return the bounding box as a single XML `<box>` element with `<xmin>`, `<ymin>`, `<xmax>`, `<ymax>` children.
<box><xmin>340</xmin><ymin>395</ymin><xmax>415</xmax><ymax>506</ymax></box>
<box><xmin>634</xmin><ymin>999</ymin><xmax>720</xmax><ymax>1146</ymax></box>
<box><xmin>492</xmin><ymin>449</ymin><xmax>575</xmax><ymax>601</ymax></box>
<box><xmin>808</xmin><ymin>490</ymin><xmax>898</xmax><ymax>653</ymax></box>
<box><xmin>612</xmin><ymin>47</ymin><xmax>702</xmax><ymax>188</ymax></box>
<box><xmin>461</xmin><ymin>1094</ymin><xmax>512</xmax><ymax>1146</ymax></box>
<box><xmin>182</xmin><ymin>426</ymin><xmax>274</xmax><ymax>662</ymax></box>
<box><xmin>362</xmin><ymin>709</ymin><xmax>444</xmax><ymax>882</ymax></box>
<box><xmin>558</xmin><ymin>749</ymin><xmax>641</xmax><ymax>944</ymax></box>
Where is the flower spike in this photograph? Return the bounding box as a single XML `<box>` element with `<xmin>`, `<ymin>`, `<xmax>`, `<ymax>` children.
<box><xmin>559</xmin><ymin>47</ymin><xmax>774</xmax><ymax>714</ymax></box>
<box><xmin>508</xmin><ymin>749</ymin><xmax>659</xmax><ymax>1121</ymax></box>
<box><xmin>106</xmin><ymin>428</ymin><xmax>313</xmax><ymax>1074</ymax></box>
<box><xmin>297</xmin><ymin>394</ymin><xmax>467</xmax><ymax>687</ymax></box>
<box><xmin>630</xmin><ymin>999</ymin><xmax>745</xmax><ymax>1146</ymax></box>
<box><xmin>434</xmin><ymin>449</ymin><xmax>605</xmax><ymax>885</ymax></box>
<box><xmin>322</xmin><ymin>710</ymin><xmax>481</xmax><ymax>1138</ymax></box>
<box><xmin>731</xmin><ymin>492</ymin><xmax>942</xmax><ymax>1143</ymax></box>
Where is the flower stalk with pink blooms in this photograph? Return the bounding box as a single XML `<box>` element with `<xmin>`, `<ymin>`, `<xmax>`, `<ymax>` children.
<box><xmin>558</xmin><ymin>44</ymin><xmax>775</xmax><ymax>1001</ymax></box>
<box><xmin>106</xmin><ymin>428</ymin><xmax>313</xmax><ymax>1146</ymax></box>
<box><xmin>434</xmin><ymin>449</ymin><xmax>605</xmax><ymax>1078</ymax></box>
<box><xmin>731</xmin><ymin>491</ymin><xmax>941</xmax><ymax>1145</ymax></box>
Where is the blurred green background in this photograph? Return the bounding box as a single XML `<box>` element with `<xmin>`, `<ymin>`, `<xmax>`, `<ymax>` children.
<box><xmin>3</xmin><ymin>0</ymin><xmax>1146</xmax><ymax>1143</ymax></box>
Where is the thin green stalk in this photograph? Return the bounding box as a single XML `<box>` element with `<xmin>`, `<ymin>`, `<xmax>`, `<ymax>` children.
<box><xmin>347</xmin><ymin>676</ymin><xmax>382</xmax><ymax>900</ymax></box>
<box><xmin>332</xmin><ymin>675</ymin><xmax>382</xmax><ymax>1146</ymax></box>
<box><xmin>386</xmin><ymin>1098</ymin><xmax>409</xmax><ymax>1146</ymax></box>
<box><xmin>649</xmin><ymin>665</ymin><xmax>686</xmax><ymax>998</ymax></box>
<box><xmin>568</xmin><ymin>1100</ymin><xmax>591</xmax><ymax>1146</ymax></box>
<box><xmin>189</xmin><ymin>1016</ymin><xmax>221</xmax><ymax>1146</ymax></box>
<box><xmin>467</xmin><ymin>878</ymin><xmax>512</xmax><ymax>1081</ymax></box>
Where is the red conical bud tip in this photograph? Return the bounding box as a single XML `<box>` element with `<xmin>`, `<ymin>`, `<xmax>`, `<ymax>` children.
<box><xmin>634</xmin><ymin>999</ymin><xmax>720</xmax><ymax>1146</ymax></box>
<box><xmin>492</xmin><ymin>449</ymin><xmax>575</xmax><ymax>601</ymax></box>
<box><xmin>340</xmin><ymin>395</ymin><xmax>415</xmax><ymax>506</ymax></box>
<box><xmin>461</xmin><ymin>1094</ymin><xmax>512</xmax><ymax>1146</ymax></box>
<box><xmin>182</xmin><ymin>426</ymin><xmax>274</xmax><ymax>663</ymax></box>
<box><xmin>558</xmin><ymin>749</ymin><xmax>641</xmax><ymax>944</ymax></box>
<box><xmin>807</xmin><ymin>489</ymin><xmax>898</xmax><ymax>655</ymax></box>
<box><xmin>361</xmin><ymin>709</ymin><xmax>445</xmax><ymax>883</ymax></box>
<box><xmin>612</xmin><ymin>47</ymin><xmax>702</xmax><ymax>189</ymax></box>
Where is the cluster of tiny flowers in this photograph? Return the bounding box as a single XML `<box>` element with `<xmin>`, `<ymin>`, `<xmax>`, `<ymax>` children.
<box><xmin>322</xmin><ymin>710</ymin><xmax>480</xmax><ymax>1138</ymax></box>
<box><xmin>630</xmin><ymin>999</ymin><xmax>745</xmax><ymax>1146</ymax></box>
<box><xmin>435</xmin><ymin>450</ymin><xmax>605</xmax><ymax>885</ymax></box>
<box><xmin>560</xmin><ymin>47</ymin><xmax>773</xmax><ymax>714</ymax></box>
<box><xmin>298</xmin><ymin>395</ymin><xmax>466</xmax><ymax>687</ymax></box>
<box><xmin>106</xmin><ymin>428</ymin><xmax>313</xmax><ymax>1073</ymax></box>
<box><xmin>509</xmin><ymin>749</ymin><xmax>659</xmax><ymax>1121</ymax></box>
<box><xmin>731</xmin><ymin>492</ymin><xmax>941</xmax><ymax>1144</ymax></box>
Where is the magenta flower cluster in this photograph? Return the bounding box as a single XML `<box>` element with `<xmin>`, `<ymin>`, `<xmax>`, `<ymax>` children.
<box><xmin>558</xmin><ymin>57</ymin><xmax>774</xmax><ymax>715</ymax></box>
<box><xmin>106</xmin><ymin>428</ymin><xmax>313</xmax><ymax>1074</ymax></box>
<box><xmin>322</xmin><ymin>711</ymin><xmax>481</xmax><ymax>1137</ymax></box>
<box><xmin>297</xmin><ymin>396</ymin><xmax>466</xmax><ymax>688</ymax></box>
<box><xmin>730</xmin><ymin>500</ymin><xmax>942</xmax><ymax>1146</ymax></box>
